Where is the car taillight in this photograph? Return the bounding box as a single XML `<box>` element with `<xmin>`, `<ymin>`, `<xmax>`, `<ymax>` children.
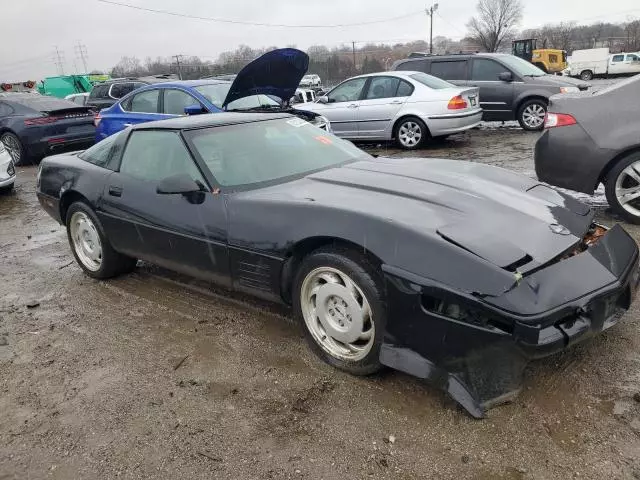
<box><xmin>94</xmin><ymin>113</ymin><xmax>101</xmax><ymax>127</ymax></box>
<box><xmin>447</xmin><ymin>95</ymin><xmax>468</xmax><ymax>110</ymax></box>
<box><xmin>24</xmin><ymin>116</ymin><xmax>58</xmax><ymax>126</ymax></box>
<box><xmin>544</xmin><ymin>112</ymin><xmax>577</xmax><ymax>128</ymax></box>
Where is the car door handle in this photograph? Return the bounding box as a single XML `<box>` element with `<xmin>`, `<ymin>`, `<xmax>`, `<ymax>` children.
<box><xmin>347</xmin><ymin>104</ymin><xmax>359</xmax><ymax>109</ymax></box>
<box><xmin>108</xmin><ymin>186</ymin><xmax>123</xmax><ymax>197</ymax></box>
<box><xmin>389</xmin><ymin>100</ymin><xmax>403</xmax><ymax>105</ymax></box>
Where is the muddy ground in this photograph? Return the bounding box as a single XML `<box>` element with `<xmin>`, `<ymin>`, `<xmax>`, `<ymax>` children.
<box><xmin>2</xmin><ymin>125</ymin><xmax>640</xmax><ymax>480</ymax></box>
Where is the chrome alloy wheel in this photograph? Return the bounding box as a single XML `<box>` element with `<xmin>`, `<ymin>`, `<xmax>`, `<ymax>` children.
<box><xmin>615</xmin><ymin>161</ymin><xmax>640</xmax><ymax>217</ymax></box>
<box><xmin>398</xmin><ymin>121</ymin><xmax>423</xmax><ymax>148</ymax></box>
<box><xmin>1</xmin><ymin>134</ymin><xmax>22</xmax><ymax>164</ymax></box>
<box><xmin>300</xmin><ymin>267</ymin><xmax>375</xmax><ymax>361</ymax></box>
<box><xmin>70</xmin><ymin>211</ymin><xmax>103</xmax><ymax>272</ymax></box>
<box><xmin>521</xmin><ymin>103</ymin><xmax>546</xmax><ymax>129</ymax></box>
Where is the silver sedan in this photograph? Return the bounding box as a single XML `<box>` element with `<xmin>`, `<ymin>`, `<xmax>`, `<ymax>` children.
<box><xmin>294</xmin><ymin>71</ymin><xmax>482</xmax><ymax>149</ymax></box>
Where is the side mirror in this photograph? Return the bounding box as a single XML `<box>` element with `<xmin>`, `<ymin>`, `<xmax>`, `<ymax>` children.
<box><xmin>157</xmin><ymin>173</ymin><xmax>202</xmax><ymax>195</ymax></box>
<box><xmin>498</xmin><ymin>72</ymin><xmax>513</xmax><ymax>82</ymax></box>
<box><xmin>317</xmin><ymin>95</ymin><xmax>329</xmax><ymax>104</ymax></box>
<box><xmin>184</xmin><ymin>104</ymin><xmax>205</xmax><ymax>115</ymax></box>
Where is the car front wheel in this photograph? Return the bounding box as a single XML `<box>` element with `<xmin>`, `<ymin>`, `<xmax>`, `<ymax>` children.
<box><xmin>66</xmin><ymin>202</ymin><xmax>137</xmax><ymax>278</ymax></box>
<box><xmin>394</xmin><ymin>117</ymin><xmax>428</xmax><ymax>150</ymax></box>
<box><xmin>605</xmin><ymin>152</ymin><xmax>640</xmax><ymax>224</ymax></box>
<box><xmin>517</xmin><ymin>99</ymin><xmax>547</xmax><ymax>131</ymax></box>
<box><xmin>293</xmin><ymin>247</ymin><xmax>385</xmax><ymax>376</ymax></box>
<box><xmin>580</xmin><ymin>70</ymin><xmax>594</xmax><ymax>81</ymax></box>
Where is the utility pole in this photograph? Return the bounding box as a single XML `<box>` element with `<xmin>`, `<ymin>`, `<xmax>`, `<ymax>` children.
<box><xmin>173</xmin><ymin>55</ymin><xmax>184</xmax><ymax>80</ymax></box>
<box><xmin>53</xmin><ymin>46</ymin><xmax>65</xmax><ymax>75</ymax></box>
<box><xmin>74</xmin><ymin>43</ymin><xmax>89</xmax><ymax>73</ymax></box>
<box><xmin>426</xmin><ymin>3</ymin><xmax>439</xmax><ymax>54</ymax></box>
<box><xmin>352</xmin><ymin>41</ymin><xmax>357</xmax><ymax>72</ymax></box>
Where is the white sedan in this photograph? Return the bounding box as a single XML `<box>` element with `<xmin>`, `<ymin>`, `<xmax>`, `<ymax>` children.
<box><xmin>295</xmin><ymin>71</ymin><xmax>482</xmax><ymax>149</ymax></box>
<box><xmin>0</xmin><ymin>143</ymin><xmax>15</xmax><ymax>192</ymax></box>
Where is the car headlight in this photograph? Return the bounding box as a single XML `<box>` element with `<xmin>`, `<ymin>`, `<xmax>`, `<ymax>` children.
<box><xmin>559</xmin><ymin>86</ymin><xmax>579</xmax><ymax>94</ymax></box>
<box><xmin>313</xmin><ymin>115</ymin><xmax>332</xmax><ymax>132</ymax></box>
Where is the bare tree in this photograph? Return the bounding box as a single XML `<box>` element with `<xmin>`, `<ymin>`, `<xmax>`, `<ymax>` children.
<box><xmin>626</xmin><ymin>20</ymin><xmax>640</xmax><ymax>51</ymax></box>
<box><xmin>466</xmin><ymin>0</ymin><xmax>524</xmax><ymax>52</ymax></box>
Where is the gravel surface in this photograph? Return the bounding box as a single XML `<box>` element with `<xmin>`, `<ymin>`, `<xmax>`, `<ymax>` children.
<box><xmin>2</xmin><ymin>125</ymin><xmax>640</xmax><ymax>479</ymax></box>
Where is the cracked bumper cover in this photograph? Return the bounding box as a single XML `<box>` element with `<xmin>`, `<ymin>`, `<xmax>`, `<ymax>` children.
<box><xmin>378</xmin><ymin>224</ymin><xmax>640</xmax><ymax>418</ymax></box>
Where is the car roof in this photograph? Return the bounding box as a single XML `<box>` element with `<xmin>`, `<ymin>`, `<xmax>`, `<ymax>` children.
<box><xmin>399</xmin><ymin>52</ymin><xmax>509</xmax><ymax>62</ymax></box>
<box><xmin>345</xmin><ymin>71</ymin><xmax>423</xmax><ymax>80</ymax></box>
<box><xmin>131</xmin><ymin>80</ymin><xmax>230</xmax><ymax>90</ymax></box>
<box><xmin>132</xmin><ymin>112</ymin><xmax>292</xmax><ymax>131</ymax></box>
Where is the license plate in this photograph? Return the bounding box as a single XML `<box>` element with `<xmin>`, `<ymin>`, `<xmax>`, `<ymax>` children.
<box><xmin>66</xmin><ymin>125</ymin><xmax>93</xmax><ymax>134</ymax></box>
<box><xmin>469</xmin><ymin>97</ymin><xmax>477</xmax><ymax>106</ymax></box>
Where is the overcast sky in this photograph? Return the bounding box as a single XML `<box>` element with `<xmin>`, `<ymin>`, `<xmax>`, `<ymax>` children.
<box><xmin>2</xmin><ymin>0</ymin><xmax>640</xmax><ymax>81</ymax></box>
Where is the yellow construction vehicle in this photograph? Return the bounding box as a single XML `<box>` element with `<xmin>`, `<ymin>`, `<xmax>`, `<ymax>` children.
<box><xmin>512</xmin><ymin>39</ymin><xmax>567</xmax><ymax>74</ymax></box>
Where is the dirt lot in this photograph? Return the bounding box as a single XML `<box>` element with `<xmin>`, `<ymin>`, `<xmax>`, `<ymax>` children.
<box><xmin>2</xmin><ymin>126</ymin><xmax>640</xmax><ymax>480</ymax></box>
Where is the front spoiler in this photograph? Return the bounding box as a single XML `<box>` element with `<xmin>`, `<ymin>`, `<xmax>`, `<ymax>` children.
<box><xmin>379</xmin><ymin>224</ymin><xmax>640</xmax><ymax>418</ymax></box>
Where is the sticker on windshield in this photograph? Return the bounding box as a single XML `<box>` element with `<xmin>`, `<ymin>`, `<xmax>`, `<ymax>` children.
<box><xmin>287</xmin><ymin>118</ymin><xmax>308</xmax><ymax>127</ymax></box>
<box><xmin>315</xmin><ymin>135</ymin><xmax>333</xmax><ymax>145</ymax></box>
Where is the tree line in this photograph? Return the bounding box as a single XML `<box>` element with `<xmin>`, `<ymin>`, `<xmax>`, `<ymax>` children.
<box><xmin>109</xmin><ymin>0</ymin><xmax>640</xmax><ymax>85</ymax></box>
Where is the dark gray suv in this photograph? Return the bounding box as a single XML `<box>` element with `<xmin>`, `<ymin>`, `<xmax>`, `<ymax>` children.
<box><xmin>393</xmin><ymin>53</ymin><xmax>590</xmax><ymax>131</ymax></box>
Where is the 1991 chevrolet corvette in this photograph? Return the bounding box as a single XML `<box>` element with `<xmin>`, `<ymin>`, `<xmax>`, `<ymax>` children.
<box><xmin>37</xmin><ymin>112</ymin><xmax>640</xmax><ymax>417</ymax></box>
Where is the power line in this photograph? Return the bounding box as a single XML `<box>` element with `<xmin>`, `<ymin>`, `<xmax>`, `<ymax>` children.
<box><xmin>75</xmin><ymin>43</ymin><xmax>89</xmax><ymax>73</ymax></box>
<box><xmin>96</xmin><ymin>0</ymin><xmax>423</xmax><ymax>28</ymax></box>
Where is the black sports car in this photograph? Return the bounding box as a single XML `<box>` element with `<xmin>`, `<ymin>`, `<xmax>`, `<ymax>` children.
<box><xmin>0</xmin><ymin>92</ymin><xmax>95</xmax><ymax>165</ymax></box>
<box><xmin>37</xmin><ymin>112</ymin><xmax>640</xmax><ymax>417</ymax></box>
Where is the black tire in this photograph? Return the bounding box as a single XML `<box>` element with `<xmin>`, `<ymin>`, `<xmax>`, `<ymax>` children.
<box><xmin>394</xmin><ymin>116</ymin><xmax>429</xmax><ymax>150</ymax></box>
<box><xmin>65</xmin><ymin>202</ymin><xmax>137</xmax><ymax>279</ymax></box>
<box><xmin>605</xmin><ymin>152</ymin><xmax>640</xmax><ymax>224</ymax></box>
<box><xmin>293</xmin><ymin>247</ymin><xmax>386</xmax><ymax>376</ymax></box>
<box><xmin>517</xmin><ymin>98</ymin><xmax>547</xmax><ymax>131</ymax></box>
<box><xmin>0</xmin><ymin>132</ymin><xmax>27</xmax><ymax>166</ymax></box>
<box><xmin>580</xmin><ymin>70</ymin><xmax>593</xmax><ymax>81</ymax></box>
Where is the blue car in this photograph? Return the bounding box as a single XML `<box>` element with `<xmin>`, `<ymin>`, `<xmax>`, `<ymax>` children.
<box><xmin>95</xmin><ymin>49</ymin><xmax>330</xmax><ymax>142</ymax></box>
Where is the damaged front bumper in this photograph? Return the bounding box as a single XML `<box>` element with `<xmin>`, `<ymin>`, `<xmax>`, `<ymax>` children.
<box><xmin>379</xmin><ymin>224</ymin><xmax>640</xmax><ymax>418</ymax></box>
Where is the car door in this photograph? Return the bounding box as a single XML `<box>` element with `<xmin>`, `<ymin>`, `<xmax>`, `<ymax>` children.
<box><xmin>469</xmin><ymin>58</ymin><xmax>515</xmax><ymax>118</ymax></box>
<box><xmin>321</xmin><ymin>77</ymin><xmax>368</xmax><ymax>138</ymax></box>
<box><xmin>624</xmin><ymin>54</ymin><xmax>640</xmax><ymax>74</ymax></box>
<box><xmin>102</xmin><ymin>88</ymin><xmax>166</xmax><ymax>138</ymax></box>
<box><xmin>608</xmin><ymin>54</ymin><xmax>625</xmax><ymax>75</ymax></box>
<box><xmin>161</xmin><ymin>88</ymin><xmax>208</xmax><ymax>116</ymax></box>
<box><xmin>429</xmin><ymin>59</ymin><xmax>469</xmax><ymax>87</ymax></box>
<box><xmin>98</xmin><ymin>129</ymin><xmax>230</xmax><ymax>285</ymax></box>
<box><xmin>357</xmin><ymin>76</ymin><xmax>413</xmax><ymax>139</ymax></box>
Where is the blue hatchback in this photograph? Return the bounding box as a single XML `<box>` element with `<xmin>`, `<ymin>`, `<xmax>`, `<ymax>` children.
<box><xmin>95</xmin><ymin>48</ymin><xmax>330</xmax><ymax>142</ymax></box>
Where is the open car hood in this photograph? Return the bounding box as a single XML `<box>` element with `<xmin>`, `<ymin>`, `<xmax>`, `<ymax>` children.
<box><xmin>222</xmin><ymin>48</ymin><xmax>309</xmax><ymax>108</ymax></box>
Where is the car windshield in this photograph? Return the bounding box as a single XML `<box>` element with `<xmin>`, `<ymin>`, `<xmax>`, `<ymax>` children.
<box><xmin>409</xmin><ymin>72</ymin><xmax>454</xmax><ymax>89</ymax></box>
<box><xmin>186</xmin><ymin>117</ymin><xmax>369</xmax><ymax>188</ymax></box>
<box><xmin>497</xmin><ymin>55</ymin><xmax>546</xmax><ymax>76</ymax></box>
<box><xmin>194</xmin><ymin>83</ymin><xmax>281</xmax><ymax>110</ymax></box>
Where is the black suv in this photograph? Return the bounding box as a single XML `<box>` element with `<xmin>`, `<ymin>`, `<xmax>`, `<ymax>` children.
<box><xmin>86</xmin><ymin>75</ymin><xmax>178</xmax><ymax>111</ymax></box>
<box><xmin>393</xmin><ymin>53</ymin><xmax>590</xmax><ymax>131</ymax></box>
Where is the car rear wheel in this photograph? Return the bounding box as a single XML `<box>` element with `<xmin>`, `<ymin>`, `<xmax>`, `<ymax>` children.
<box><xmin>66</xmin><ymin>202</ymin><xmax>137</xmax><ymax>279</ymax></box>
<box><xmin>1</xmin><ymin>132</ymin><xmax>25</xmax><ymax>166</ymax></box>
<box><xmin>293</xmin><ymin>247</ymin><xmax>385</xmax><ymax>376</ymax></box>
<box><xmin>580</xmin><ymin>70</ymin><xmax>594</xmax><ymax>81</ymax></box>
<box><xmin>394</xmin><ymin>117</ymin><xmax>428</xmax><ymax>150</ymax></box>
<box><xmin>517</xmin><ymin>99</ymin><xmax>547</xmax><ymax>131</ymax></box>
<box><xmin>605</xmin><ymin>152</ymin><xmax>640</xmax><ymax>224</ymax></box>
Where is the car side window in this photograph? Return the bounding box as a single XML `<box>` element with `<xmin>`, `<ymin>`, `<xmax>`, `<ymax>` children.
<box><xmin>78</xmin><ymin>131</ymin><xmax>122</xmax><ymax>168</ymax></box>
<box><xmin>128</xmin><ymin>89</ymin><xmax>160</xmax><ymax>113</ymax></box>
<box><xmin>396</xmin><ymin>59</ymin><xmax>429</xmax><ymax>73</ymax></box>
<box><xmin>163</xmin><ymin>89</ymin><xmax>202</xmax><ymax>115</ymax></box>
<box><xmin>396</xmin><ymin>80</ymin><xmax>414</xmax><ymax>97</ymax></box>
<box><xmin>612</xmin><ymin>54</ymin><xmax>625</xmax><ymax>62</ymax></box>
<box><xmin>365</xmin><ymin>77</ymin><xmax>401</xmax><ymax>99</ymax></box>
<box><xmin>430</xmin><ymin>60</ymin><xmax>467</xmax><ymax>80</ymax></box>
<box><xmin>110</xmin><ymin>82</ymin><xmax>137</xmax><ymax>99</ymax></box>
<box><xmin>327</xmin><ymin>78</ymin><xmax>367</xmax><ymax>103</ymax></box>
<box><xmin>471</xmin><ymin>59</ymin><xmax>508</xmax><ymax>81</ymax></box>
<box><xmin>89</xmin><ymin>84</ymin><xmax>109</xmax><ymax>99</ymax></box>
<box><xmin>119</xmin><ymin>130</ymin><xmax>205</xmax><ymax>184</ymax></box>
<box><xmin>627</xmin><ymin>54</ymin><xmax>639</xmax><ymax>61</ymax></box>
<box><xmin>0</xmin><ymin>102</ymin><xmax>14</xmax><ymax>116</ymax></box>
